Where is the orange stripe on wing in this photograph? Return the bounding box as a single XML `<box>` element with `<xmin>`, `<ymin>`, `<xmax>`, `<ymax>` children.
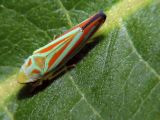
<box><xmin>64</xmin><ymin>18</ymin><xmax>100</xmax><ymax>59</ymax></box>
<box><xmin>35</xmin><ymin>39</ymin><xmax>65</xmax><ymax>54</ymax></box>
<box><xmin>48</xmin><ymin>34</ymin><xmax>75</xmax><ymax>70</ymax></box>
<box><xmin>34</xmin><ymin>57</ymin><xmax>45</xmax><ymax>69</ymax></box>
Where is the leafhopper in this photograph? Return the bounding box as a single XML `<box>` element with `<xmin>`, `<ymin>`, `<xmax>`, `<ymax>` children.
<box><xmin>17</xmin><ymin>11</ymin><xmax>106</xmax><ymax>84</ymax></box>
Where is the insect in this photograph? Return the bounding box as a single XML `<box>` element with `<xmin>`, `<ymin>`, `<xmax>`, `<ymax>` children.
<box><xmin>17</xmin><ymin>11</ymin><xmax>106</xmax><ymax>84</ymax></box>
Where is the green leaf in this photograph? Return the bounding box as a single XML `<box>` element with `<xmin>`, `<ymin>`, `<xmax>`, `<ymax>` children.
<box><xmin>0</xmin><ymin>0</ymin><xmax>160</xmax><ymax>120</ymax></box>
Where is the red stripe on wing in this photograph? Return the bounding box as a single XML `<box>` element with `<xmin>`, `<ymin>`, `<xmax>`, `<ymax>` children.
<box><xmin>47</xmin><ymin>34</ymin><xmax>75</xmax><ymax>70</ymax></box>
<box><xmin>64</xmin><ymin>18</ymin><xmax>101</xmax><ymax>59</ymax></box>
<box><xmin>32</xmin><ymin>69</ymin><xmax>40</xmax><ymax>74</ymax></box>
<box><xmin>35</xmin><ymin>39</ymin><xmax>65</xmax><ymax>54</ymax></box>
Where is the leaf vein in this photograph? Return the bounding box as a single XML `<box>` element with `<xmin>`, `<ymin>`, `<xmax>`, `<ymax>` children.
<box><xmin>124</xmin><ymin>25</ymin><xmax>160</xmax><ymax>79</ymax></box>
<box><xmin>68</xmin><ymin>74</ymin><xmax>104</xmax><ymax>120</ymax></box>
<box><xmin>69</xmin><ymin>97</ymin><xmax>84</xmax><ymax>113</ymax></box>
<box><xmin>1</xmin><ymin>4</ymin><xmax>51</xmax><ymax>39</ymax></box>
<box><xmin>122</xmin><ymin>25</ymin><xmax>160</xmax><ymax>119</ymax></box>
<box><xmin>118</xmin><ymin>61</ymin><xmax>139</xmax><ymax>113</ymax></box>
<box><xmin>57</xmin><ymin>0</ymin><xmax>73</xmax><ymax>27</ymax></box>
<box><xmin>129</xmin><ymin>81</ymin><xmax>160</xmax><ymax>119</ymax></box>
<box><xmin>101</xmin><ymin>36</ymin><xmax>111</xmax><ymax>74</ymax></box>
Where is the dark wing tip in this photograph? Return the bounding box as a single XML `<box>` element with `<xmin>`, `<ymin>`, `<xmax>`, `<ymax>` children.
<box><xmin>81</xmin><ymin>11</ymin><xmax>107</xmax><ymax>30</ymax></box>
<box><xmin>98</xmin><ymin>10</ymin><xmax>107</xmax><ymax>20</ymax></box>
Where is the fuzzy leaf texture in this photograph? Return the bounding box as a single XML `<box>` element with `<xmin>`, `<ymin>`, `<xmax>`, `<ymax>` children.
<box><xmin>0</xmin><ymin>0</ymin><xmax>160</xmax><ymax>120</ymax></box>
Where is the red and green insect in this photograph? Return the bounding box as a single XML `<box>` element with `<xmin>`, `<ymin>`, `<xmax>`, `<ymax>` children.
<box><xmin>17</xmin><ymin>11</ymin><xmax>106</xmax><ymax>84</ymax></box>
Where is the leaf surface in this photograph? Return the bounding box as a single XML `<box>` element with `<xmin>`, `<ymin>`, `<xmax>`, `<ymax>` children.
<box><xmin>0</xmin><ymin>0</ymin><xmax>159</xmax><ymax>120</ymax></box>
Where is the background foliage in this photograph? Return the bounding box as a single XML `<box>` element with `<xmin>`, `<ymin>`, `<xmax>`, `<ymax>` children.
<box><xmin>0</xmin><ymin>0</ymin><xmax>160</xmax><ymax>120</ymax></box>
